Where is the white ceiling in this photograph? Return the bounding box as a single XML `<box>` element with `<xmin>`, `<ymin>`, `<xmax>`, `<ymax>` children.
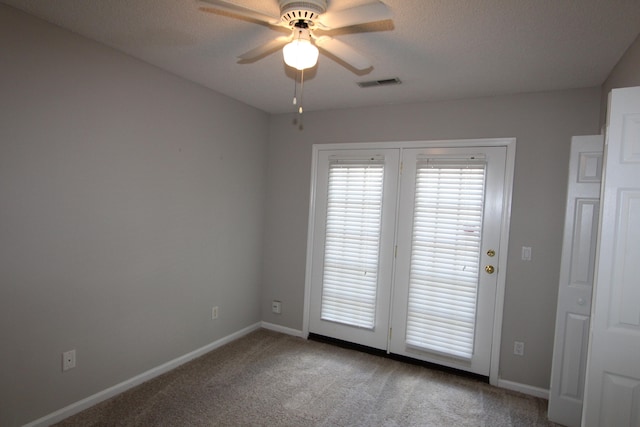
<box><xmin>3</xmin><ymin>0</ymin><xmax>640</xmax><ymax>113</ymax></box>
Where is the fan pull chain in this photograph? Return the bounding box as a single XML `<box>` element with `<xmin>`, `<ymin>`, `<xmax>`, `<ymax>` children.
<box><xmin>297</xmin><ymin>69</ymin><xmax>305</xmax><ymax>129</ymax></box>
<box><xmin>299</xmin><ymin>68</ymin><xmax>304</xmax><ymax>115</ymax></box>
<box><xmin>292</xmin><ymin>69</ymin><xmax>298</xmax><ymax>107</ymax></box>
<box><xmin>291</xmin><ymin>69</ymin><xmax>305</xmax><ymax>115</ymax></box>
<box><xmin>291</xmin><ymin>28</ymin><xmax>303</xmax><ymax>109</ymax></box>
<box><xmin>292</xmin><ymin>68</ymin><xmax>305</xmax><ymax>129</ymax></box>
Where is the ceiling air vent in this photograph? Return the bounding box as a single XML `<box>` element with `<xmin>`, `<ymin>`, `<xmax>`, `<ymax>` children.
<box><xmin>357</xmin><ymin>78</ymin><xmax>402</xmax><ymax>88</ymax></box>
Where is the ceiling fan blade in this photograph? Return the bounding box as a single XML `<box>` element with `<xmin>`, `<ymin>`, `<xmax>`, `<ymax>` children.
<box><xmin>198</xmin><ymin>0</ymin><xmax>280</xmax><ymax>25</ymax></box>
<box><xmin>237</xmin><ymin>36</ymin><xmax>292</xmax><ymax>62</ymax></box>
<box><xmin>317</xmin><ymin>1</ymin><xmax>392</xmax><ymax>30</ymax></box>
<box><xmin>314</xmin><ymin>36</ymin><xmax>372</xmax><ymax>71</ymax></box>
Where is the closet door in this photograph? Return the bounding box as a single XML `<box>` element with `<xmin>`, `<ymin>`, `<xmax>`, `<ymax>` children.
<box><xmin>548</xmin><ymin>135</ymin><xmax>603</xmax><ymax>427</ymax></box>
<box><xmin>308</xmin><ymin>149</ymin><xmax>399</xmax><ymax>350</ymax></box>
<box><xmin>389</xmin><ymin>147</ymin><xmax>507</xmax><ymax>376</ymax></box>
<box><xmin>582</xmin><ymin>87</ymin><xmax>640</xmax><ymax>426</ymax></box>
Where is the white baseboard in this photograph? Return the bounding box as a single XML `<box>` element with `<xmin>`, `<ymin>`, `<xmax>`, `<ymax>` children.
<box><xmin>24</xmin><ymin>322</ymin><xmax>262</xmax><ymax>427</ymax></box>
<box><xmin>261</xmin><ymin>321</ymin><xmax>305</xmax><ymax>338</ymax></box>
<box><xmin>497</xmin><ymin>378</ymin><xmax>550</xmax><ymax>399</ymax></box>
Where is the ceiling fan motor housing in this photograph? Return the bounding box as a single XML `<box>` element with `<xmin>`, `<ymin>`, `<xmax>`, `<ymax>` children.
<box><xmin>279</xmin><ymin>0</ymin><xmax>327</xmax><ymax>27</ymax></box>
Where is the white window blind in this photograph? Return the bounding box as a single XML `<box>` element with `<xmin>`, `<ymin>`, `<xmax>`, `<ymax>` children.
<box><xmin>321</xmin><ymin>161</ymin><xmax>384</xmax><ymax>329</ymax></box>
<box><xmin>405</xmin><ymin>160</ymin><xmax>486</xmax><ymax>359</ymax></box>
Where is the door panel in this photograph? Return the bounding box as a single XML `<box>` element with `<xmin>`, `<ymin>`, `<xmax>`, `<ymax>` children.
<box><xmin>389</xmin><ymin>147</ymin><xmax>506</xmax><ymax>375</ymax></box>
<box><xmin>548</xmin><ymin>135</ymin><xmax>603</xmax><ymax>427</ymax></box>
<box><xmin>583</xmin><ymin>87</ymin><xmax>640</xmax><ymax>426</ymax></box>
<box><xmin>308</xmin><ymin>149</ymin><xmax>399</xmax><ymax>349</ymax></box>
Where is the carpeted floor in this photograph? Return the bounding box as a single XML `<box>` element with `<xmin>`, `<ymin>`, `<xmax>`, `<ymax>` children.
<box><xmin>55</xmin><ymin>329</ymin><xmax>560</xmax><ymax>426</ymax></box>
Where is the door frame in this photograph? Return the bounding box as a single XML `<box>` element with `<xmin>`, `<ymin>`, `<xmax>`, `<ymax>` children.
<box><xmin>302</xmin><ymin>138</ymin><xmax>516</xmax><ymax>386</ymax></box>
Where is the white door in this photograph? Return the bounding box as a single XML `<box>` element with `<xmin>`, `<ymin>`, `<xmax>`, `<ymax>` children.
<box><xmin>389</xmin><ymin>147</ymin><xmax>507</xmax><ymax>376</ymax></box>
<box><xmin>548</xmin><ymin>135</ymin><xmax>603</xmax><ymax>427</ymax></box>
<box><xmin>582</xmin><ymin>87</ymin><xmax>640</xmax><ymax>426</ymax></box>
<box><xmin>308</xmin><ymin>148</ymin><xmax>400</xmax><ymax>349</ymax></box>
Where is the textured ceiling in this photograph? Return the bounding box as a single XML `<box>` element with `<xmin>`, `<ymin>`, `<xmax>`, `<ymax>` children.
<box><xmin>2</xmin><ymin>0</ymin><xmax>640</xmax><ymax>113</ymax></box>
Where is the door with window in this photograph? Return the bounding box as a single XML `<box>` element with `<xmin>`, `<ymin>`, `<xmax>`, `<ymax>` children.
<box><xmin>308</xmin><ymin>149</ymin><xmax>399</xmax><ymax>349</ymax></box>
<box><xmin>307</xmin><ymin>141</ymin><xmax>511</xmax><ymax>377</ymax></box>
<box><xmin>389</xmin><ymin>147</ymin><xmax>506</xmax><ymax>375</ymax></box>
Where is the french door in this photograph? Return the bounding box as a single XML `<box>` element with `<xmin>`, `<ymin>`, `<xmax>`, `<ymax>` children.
<box><xmin>307</xmin><ymin>141</ymin><xmax>511</xmax><ymax>377</ymax></box>
<box><xmin>308</xmin><ymin>149</ymin><xmax>400</xmax><ymax>349</ymax></box>
<box><xmin>389</xmin><ymin>147</ymin><xmax>506</xmax><ymax>375</ymax></box>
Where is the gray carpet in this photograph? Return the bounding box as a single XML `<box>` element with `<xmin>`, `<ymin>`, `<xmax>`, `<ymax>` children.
<box><xmin>55</xmin><ymin>329</ymin><xmax>559</xmax><ymax>426</ymax></box>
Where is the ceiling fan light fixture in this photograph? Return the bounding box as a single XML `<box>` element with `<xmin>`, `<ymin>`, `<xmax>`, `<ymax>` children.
<box><xmin>283</xmin><ymin>28</ymin><xmax>319</xmax><ymax>70</ymax></box>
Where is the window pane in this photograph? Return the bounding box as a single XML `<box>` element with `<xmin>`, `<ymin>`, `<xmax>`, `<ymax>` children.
<box><xmin>321</xmin><ymin>163</ymin><xmax>384</xmax><ymax>329</ymax></box>
<box><xmin>405</xmin><ymin>161</ymin><xmax>486</xmax><ymax>359</ymax></box>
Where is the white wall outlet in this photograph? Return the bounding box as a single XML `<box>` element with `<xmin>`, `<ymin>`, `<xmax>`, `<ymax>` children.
<box><xmin>272</xmin><ymin>300</ymin><xmax>282</xmax><ymax>314</ymax></box>
<box><xmin>62</xmin><ymin>349</ymin><xmax>76</xmax><ymax>371</ymax></box>
<box><xmin>514</xmin><ymin>341</ymin><xmax>525</xmax><ymax>356</ymax></box>
<box><xmin>212</xmin><ymin>306</ymin><xmax>219</xmax><ymax>320</ymax></box>
<box><xmin>521</xmin><ymin>246</ymin><xmax>532</xmax><ymax>261</ymax></box>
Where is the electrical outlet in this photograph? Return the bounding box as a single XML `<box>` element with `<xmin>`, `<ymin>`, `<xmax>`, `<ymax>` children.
<box><xmin>212</xmin><ymin>306</ymin><xmax>219</xmax><ymax>320</ymax></box>
<box><xmin>514</xmin><ymin>341</ymin><xmax>525</xmax><ymax>356</ymax></box>
<box><xmin>272</xmin><ymin>300</ymin><xmax>282</xmax><ymax>314</ymax></box>
<box><xmin>62</xmin><ymin>349</ymin><xmax>76</xmax><ymax>371</ymax></box>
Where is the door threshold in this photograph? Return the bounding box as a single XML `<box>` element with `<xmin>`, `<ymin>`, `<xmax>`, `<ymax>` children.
<box><xmin>308</xmin><ymin>333</ymin><xmax>489</xmax><ymax>384</ymax></box>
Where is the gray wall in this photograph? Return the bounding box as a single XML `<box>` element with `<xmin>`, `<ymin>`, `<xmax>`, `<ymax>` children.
<box><xmin>0</xmin><ymin>5</ymin><xmax>268</xmax><ymax>426</ymax></box>
<box><xmin>601</xmin><ymin>33</ymin><xmax>640</xmax><ymax>126</ymax></box>
<box><xmin>262</xmin><ymin>88</ymin><xmax>601</xmax><ymax>389</ymax></box>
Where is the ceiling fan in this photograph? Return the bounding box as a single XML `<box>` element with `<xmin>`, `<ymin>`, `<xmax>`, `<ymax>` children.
<box><xmin>198</xmin><ymin>0</ymin><xmax>393</xmax><ymax>72</ymax></box>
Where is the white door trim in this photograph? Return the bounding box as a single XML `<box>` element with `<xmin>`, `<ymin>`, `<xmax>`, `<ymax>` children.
<box><xmin>303</xmin><ymin>138</ymin><xmax>516</xmax><ymax>386</ymax></box>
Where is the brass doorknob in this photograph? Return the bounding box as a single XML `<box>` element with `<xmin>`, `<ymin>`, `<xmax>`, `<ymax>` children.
<box><xmin>485</xmin><ymin>265</ymin><xmax>495</xmax><ymax>274</ymax></box>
